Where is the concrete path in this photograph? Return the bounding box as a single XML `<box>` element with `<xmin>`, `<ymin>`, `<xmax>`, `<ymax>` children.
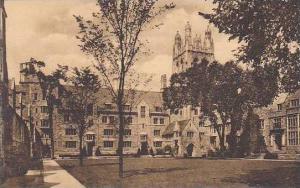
<box><xmin>42</xmin><ymin>160</ymin><xmax>85</xmax><ymax>188</ymax></box>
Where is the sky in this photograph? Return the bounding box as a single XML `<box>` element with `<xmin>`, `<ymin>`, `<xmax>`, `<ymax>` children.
<box><xmin>5</xmin><ymin>0</ymin><xmax>239</xmax><ymax>91</ymax></box>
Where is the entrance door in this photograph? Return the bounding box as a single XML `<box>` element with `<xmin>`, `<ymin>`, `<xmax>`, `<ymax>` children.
<box><xmin>186</xmin><ymin>144</ymin><xmax>194</xmax><ymax>157</ymax></box>
<box><xmin>141</xmin><ymin>142</ymin><xmax>148</xmax><ymax>155</ymax></box>
<box><xmin>275</xmin><ymin>133</ymin><xmax>282</xmax><ymax>150</ymax></box>
<box><xmin>87</xmin><ymin>142</ymin><xmax>94</xmax><ymax>156</ymax></box>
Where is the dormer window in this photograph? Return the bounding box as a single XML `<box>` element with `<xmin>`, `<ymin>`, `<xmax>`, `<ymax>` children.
<box><xmin>277</xmin><ymin>104</ymin><xmax>282</xmax><ymax>111</ymax></box>
<box><xmin>123</xmin><ymin>105</ymin><xmax>130</xmax><ymax>111</ymax></box>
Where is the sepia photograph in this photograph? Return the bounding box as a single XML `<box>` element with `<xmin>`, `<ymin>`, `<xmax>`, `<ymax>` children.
<box><xmin>0</xmin><ymin>0</ymin><xmax>299</xmax><ymax>187</ymax></box>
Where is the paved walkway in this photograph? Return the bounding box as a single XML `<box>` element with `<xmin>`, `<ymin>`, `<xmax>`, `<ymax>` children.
<box><xmin>42</xmin><ymin>160</ymin><xmax>85</xmax><ymax>188</ymax></box>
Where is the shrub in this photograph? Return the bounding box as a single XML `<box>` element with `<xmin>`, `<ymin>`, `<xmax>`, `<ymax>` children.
<box><xmin>264</xmin><ymin>152</ymin><xmax>278</xmax><ymax>159</ymax></box>
<box><xmin>95</xmin><ymin>147</ymin><xmax>101</xmax><ymax>156</ymax></box>
<box><xmin>156</xmin><ymin>148</ymin><xmax>165</xmax><ymax>155</ymax></box>
<box><xmin>135</xmin><ymin>148</ymin><xmax>141</xmax><ymax>157</ymax></box>
<box><xmin>149</xmin><ymin>147</ymin><xmax>155</xmax><ymax>156</ymax></box>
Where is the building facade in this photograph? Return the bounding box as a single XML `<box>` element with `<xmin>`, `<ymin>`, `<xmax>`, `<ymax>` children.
<box><xmin>258</xmin><ymin>92</ymin><xmax>300</xmax><ymax>159</ymax></box>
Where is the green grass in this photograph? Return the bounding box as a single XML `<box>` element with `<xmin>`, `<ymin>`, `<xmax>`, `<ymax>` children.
<box><xmin>56</xmin><ymin>158</ymin><xmax>300</xmax><ymax>188</ymax></box>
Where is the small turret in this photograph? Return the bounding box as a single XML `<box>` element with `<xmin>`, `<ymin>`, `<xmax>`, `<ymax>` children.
<box><xmin>185</xmin><ymin>21</ymin><xmax>192</xmax><ymax>50</ymax></box>
<box><xmin>203</xmin><ymin>25</ymin><xmax>214</xmax><ymax>53</ymax></box>
<box><xmin>193</xmin><ymin>34</ymin><xmax>202</xmax><ymax>51</ymax></box>
<box><xmin>173</xmin><ymin>31</ymin><xmax>182</xmax><ymax>58</ymax></box>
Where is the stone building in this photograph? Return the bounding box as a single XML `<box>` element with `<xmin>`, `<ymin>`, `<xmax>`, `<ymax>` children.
<box><xmin>14</xmin><ymin>61</ymin><xmax>169</xmax><ymax>157</ymax></box>
<box><xmin>257</xmin><ymin>92</ymin><xmax>300</xmax><ymax>159</ymax></box>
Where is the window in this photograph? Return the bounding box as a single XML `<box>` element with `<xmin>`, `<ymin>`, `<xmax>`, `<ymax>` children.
<box><xmin>210</xmin><ymin>136</ymin><xmax>216</xmax><ymax>146</ymax></box>
<box><xmin>199</xmin><ymin>121</ymin><xmax>204</xmax><ymax>127</ymax></box>
<box><xmin>89</xmin><ymin>120</ymin><xmax>94</xmax><ymax>126</ymax></box>
<box><xmin>41</xmin><ymin>106</ymin><xmax>48</xmax><ymax>113</ymax></box>
<box><xmin>287</xmin><ymin>115</ymin><xmax>299</xmax><ymax>146</ymax></box>
<box><xmin>259</xmin><ymin>119</ymin><xmax>264</xmax><ymax>129</ymax></box>
<box><xmin>194</xmin><ymin>109</ymin><xmax>198</xmax><ymax>115</ymax></box>
<box><xmin>141</xmin><ymin>106</ymin><xmax>146</xmax><ymax>118</ymax></box>
<box><xmin>179</xmin><ymin>110</ymin><xmax>182</xmax><ymax>116</ymax></box>
<box><xmin>274</xmin><ymin>118</ymin><xmax>281</xmax><ymax>129</ymax></box>
<box><xmin>104</xmin><ymin>129</ymin><xmax>114</xmax><ymax>136</ymax></box>
<box><xmin>64</xmin><ymin>114</ymin><xmax>70</xmax><ymax>122</ymax></box>
<box><xmin>102</xmin><ymin>116</ymin><xmax>107</xmax><ymax>123</ymax></box>
<box><xmin>123</xmin><ymin>105</ymin><xmax>130</xmax><ymax>111</ymax></box>
<box><xmin>153</xmin><ymin>118</ymin><xmax>158</xmax><ymax>124</ymax></box>
<box><xmin>124</xmin><ymin>129</ymin><xmax>131</xmax><ymax>136</ymax></box>
<box><xmin>277</xmin><ymin>104</ymin><xmax>282</xmax><ymax>111</ymax></box>
<box><xmin>160</xmin><ymin>118</ymin><xmax>164</xmax><ymax>124</ymax></box>
<box><xmin>187</xmin><ymin>132</ymin><xmax>194</xmax><ymax>138</ymax></box>
<box><xmin>199</xmin><ymin>132</ymin><xmax>205</xmax><ymax>141</ymax></box>
<box><xmin>32</xmin><ymin>93</ymin><xmax>38</xmax><ymax>101</ymax></box>
<box><xmin>65</xmin><ymin>141</ymin><xmax>77</xmax><ymax>148</ymax></box>
<box><xmin>105</xmin><ymin>103</ymin><xmax>112</xmax><ymax>109</ymax></box>
<box><xmin>65</xmin><ymin>128</ymin><xmax>76</xmax><ymax>135</ymax></box>
<box><xmin>109</xmin><ymin>116</ymin><xmax>115</xmax><ymax>124</ymax></box>
<box><xmin>140</xmin><ymin>135</ymin><xmax>147</xmax><ymax>141</ymax></box>
<box><xmin>123</xmin><ymin>141</ymin><xmax>131</xmax><ymax>147</ymax></box>
<box><xmin>104</xmin><ymin>141</ymin><xmax>113</xmax><ymax>148</ymax></box>
<box><xmin>35</xmin><ymin>108</ymin><xmax>38</xmax><ymax>113</ymax></box>
<box><xmin>42</xmin><ymin>133</ymin><xmax>50</xmax><ymax>138</ymax></box>
<box><xmin>210</xmin><ymin>127</ymin><xmax>216</xmax><ymax>133</ymax></box>
<box><xmin>291</xmin><ymin>99</ymin><xmax>299</xmax><ymax>107</ymax></box>
<box><xmin>154</xmin><ymin>130</ymin><xmax>160</xmax><ymax>136</ymax></box>
<box><xmin>153</xmin><ymin>141</ymin><xmax>162</xmax><ymax>148</ymax></box>
<box><xmin>86</xmin><ymin>134</ymin><xmax>95</xmax><ymax>141</ymax></box>
<box><xmin>41</xmin><ymin>120</ymin><xmax>49</xmax><ymax>128</ymax></box>
<box><xmin>155</xmin><ymin>106</ymin><xmax>162</xmax><ymax>112</ymax></box>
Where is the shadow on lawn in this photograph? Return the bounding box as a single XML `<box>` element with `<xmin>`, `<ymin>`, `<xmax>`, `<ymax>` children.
<box><xmin>221</xmin><ymin>166</ymin><xmax>300</xmax><ymax>187</ymax></box>
<box><xmin>124</xmin><ymin>167</ymin><xmax>189</xmax><ymax>178</ymax></box>
<box><xmin>59</xmin><ymin>162</ymin><xmax>119</xmax><ymax>170</ymax></box>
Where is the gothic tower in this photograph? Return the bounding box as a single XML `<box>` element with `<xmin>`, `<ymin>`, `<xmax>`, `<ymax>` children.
<box><xmin>172</xmin><ymin>22</ymin><xmax>215</xmax><ymax>75</ymax></box>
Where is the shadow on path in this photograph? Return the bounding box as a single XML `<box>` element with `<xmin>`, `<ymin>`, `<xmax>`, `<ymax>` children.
<box><xmin>124</xmin><ymin>167</ymin><xmax>189</xmax><ymax>178</ymax></box>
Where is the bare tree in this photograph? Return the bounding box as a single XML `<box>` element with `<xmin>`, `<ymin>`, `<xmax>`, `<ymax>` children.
<box><xmin>21</xmin><ymin>58</ymin><xmax>68</xmax><ymax>159</ymax></box>
<box><xmin>74</xmin><ymin>0</ymin><xmax>174</xmax><ymax>177</ymax></box>
<box><xmin>63</xmin><ymin>67</ymin><xmax>101</xmax><ymax>166</ymax></box>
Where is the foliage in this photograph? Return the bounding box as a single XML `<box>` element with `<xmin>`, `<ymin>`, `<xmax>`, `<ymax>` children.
<box><xmin>74</xmin><ymin>0</ymin><xmax>174</xmax><ymax>177</ymax></box>
<box><xmin>163</xmin><ymin>59</ymin><xmax>278</xmax><ymax>155</ymax></box>
<box><xmin>95</xmin><ymin>147</ymin><xmax>101</xmax><ymax>156</ymax></box>
<box><xmin>149</xmin><ymin>147</ymin><xmax>154</xmax><ymax>156</ymax></box>
<box><xmin>199</xmin><ymin>0</ymin><xmax>300</xmax><ymax>92</ymax></box>
<box><xmin>63</xmin><ymin>66</ymin><xmax>101</xmax><ymax>166</ymax></box>
<box><xmin>20</xmin><ymin>58</ymin><xmax>68</xmax><ymax>159</ymax></box>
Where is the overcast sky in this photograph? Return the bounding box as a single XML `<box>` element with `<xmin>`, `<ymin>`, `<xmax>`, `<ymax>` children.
<box><xmin>5</xmin><ymin>0</ymin><xmax>239</xmax><ymax>91</ymax></box>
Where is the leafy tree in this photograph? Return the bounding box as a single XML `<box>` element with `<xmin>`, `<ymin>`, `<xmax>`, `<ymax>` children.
<box><xmin>63</xmin><ymin>66</ymin><xmax>101</xmax><ymax>166</ymax></box>
<box><xmin>163</xmin><ymin>59</ymin><xmax>278</xmax><ymax>155</ymax></box>
<box><xmin>199</xmin><ymin>0</ymin><xmax>300</xmax><ymax>92</ymax></box>
<box><xmin>74</xmin><ymin>0</ymin><xmax>174</xmax><ymax>177</ymax></box>
<box><xmin>20</xmin><ymin>58</ymin><xmax>68</xmax><ymax>159</ymax></box>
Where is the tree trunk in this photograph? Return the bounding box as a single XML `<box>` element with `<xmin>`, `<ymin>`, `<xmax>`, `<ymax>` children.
<box><xmin>79</xmin><ymin>135</ymin><xmax>83</xmax><ymax>166</ymax></box>
<box><xmin>118</xmin><ymin>103</ymin><xmax>124</xmax><ymax>178</ymax></box>
<box><xmin>49</xmin><ymin>111</ymin><xmax>55</xmax><ymax>159</ymax></box>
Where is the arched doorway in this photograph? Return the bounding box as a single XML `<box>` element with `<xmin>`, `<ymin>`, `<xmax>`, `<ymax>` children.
<box><xmin>186</xmin><ymin>143</ymin><xmax>194</xmax><ymax>157</ymax></box>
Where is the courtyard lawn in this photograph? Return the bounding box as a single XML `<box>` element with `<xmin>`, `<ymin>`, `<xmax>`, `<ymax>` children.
<box><xmin>56</xmin><ymin>158</ymin><xmax>300</xmax><ymax>188</ymax></box>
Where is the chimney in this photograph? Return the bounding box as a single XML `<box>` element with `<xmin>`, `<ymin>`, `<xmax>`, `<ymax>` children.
<box><xmin>160</xmin><ymin>74</ymin><xmax>167</xmax><ymax>91</ymax></box>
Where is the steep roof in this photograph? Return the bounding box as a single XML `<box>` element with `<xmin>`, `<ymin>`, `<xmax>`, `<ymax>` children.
<box><xmin>162</xmin><ymin>119</ymin><xmax>190</xmax><ymax>136</ymax></box>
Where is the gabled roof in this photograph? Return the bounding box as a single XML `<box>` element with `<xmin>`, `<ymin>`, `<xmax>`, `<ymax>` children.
<box><xmin>162</xmin><ymin>119</ymin><xmax>190</xmax><ymax>136</ymax></box>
